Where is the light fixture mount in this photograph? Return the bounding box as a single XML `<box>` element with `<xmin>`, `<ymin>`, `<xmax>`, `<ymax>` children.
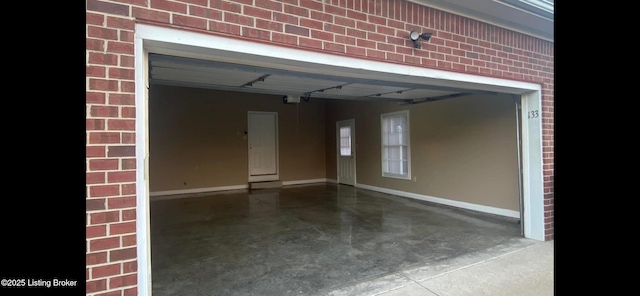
<box><xmin>409</xmin><ymin>31</ymin><xmax>432</xmax><ymax>48</ymax></box>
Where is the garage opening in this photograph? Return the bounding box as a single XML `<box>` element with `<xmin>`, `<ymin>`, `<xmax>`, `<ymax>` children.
<box><xmin>135</xmin><ymin>23</ymin><xmax>544</xmax><ymax>296</ymax></box>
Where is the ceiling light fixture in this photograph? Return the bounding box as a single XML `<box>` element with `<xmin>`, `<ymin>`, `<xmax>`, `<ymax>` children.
<box><xmin>409</xmin><ymin>31</ymin><xmax>432</xmax><ymax>48</ymax></box>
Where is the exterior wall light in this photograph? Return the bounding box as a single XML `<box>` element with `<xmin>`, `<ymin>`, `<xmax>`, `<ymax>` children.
<box><xmin>409</xmin><ymin>31</ymin><xmax>432</xmax><ymax>48</ymax></box>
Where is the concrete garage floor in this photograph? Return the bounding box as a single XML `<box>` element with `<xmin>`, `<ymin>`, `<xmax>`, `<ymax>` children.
<box><xmin>150</xmin><ymin>184</ymin><xmax>553</xmax><ymax>296</ymax></box>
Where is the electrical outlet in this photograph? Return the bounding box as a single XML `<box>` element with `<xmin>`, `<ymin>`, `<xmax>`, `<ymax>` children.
<box><xmin>413</xmin><ymin>176</ymin><xmax>417</xmax><ymax>182</ymax></box>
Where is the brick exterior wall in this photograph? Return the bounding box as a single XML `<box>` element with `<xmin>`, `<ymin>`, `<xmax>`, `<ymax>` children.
<box><xmin>85</xmin><ymin>0</ymin><xmax>554</xmax><ymax>294</ymax></box>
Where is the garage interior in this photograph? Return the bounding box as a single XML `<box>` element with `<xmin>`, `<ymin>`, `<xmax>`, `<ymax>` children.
<box><xmin>145</xmin><ymin>50</ymin><xmax>535</xmax><ymax>295</ymax></box>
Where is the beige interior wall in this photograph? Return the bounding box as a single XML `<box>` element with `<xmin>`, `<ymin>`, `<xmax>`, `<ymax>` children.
<box><xmin>325</xmin><ymin>94</ymin><xmax>520</xmax><ymax>211</ymax></box>
<box><xmin>150</xmin><ymin>84</ymin><xmax>518</xmax><ymax>211</ymax></box>
<box><xmin>149</xmin><ymin>85</ymin><xmax>326</xmax><ymax>192</ymax></box>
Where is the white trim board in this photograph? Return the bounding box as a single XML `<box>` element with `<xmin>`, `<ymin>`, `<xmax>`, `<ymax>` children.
<box><xmin>282</xmin><ymin>179</ymin><xmax>328</xmax><ymax>186</ymax></box>
<box><xmin>134</xmin><ymin>35</ymin><xmax>152</xmax><ymax>296</ymax></box>
<box><xmin>150</xmin><ymin>184</ymin><xmax>249</xmax><ymax>198</ymax></box>
<box><xmin>356</xmin><ymin>183</ymin><xmax>520</xmax><ymax>219</ymax></box>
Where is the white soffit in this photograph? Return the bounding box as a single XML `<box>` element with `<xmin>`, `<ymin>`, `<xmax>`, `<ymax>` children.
<box><xmin>408</xmin><ymin>0</ymin><xmax>554</xmax><ymax>41</ymax></box>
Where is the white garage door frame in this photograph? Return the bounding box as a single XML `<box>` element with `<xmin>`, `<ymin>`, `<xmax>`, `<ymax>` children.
<box><xmin>135</xmin><ymin>23</ymin><xmax>545</xmax><ymax>296</ymax></box>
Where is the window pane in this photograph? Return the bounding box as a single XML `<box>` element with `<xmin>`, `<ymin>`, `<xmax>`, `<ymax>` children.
<box><xmin>340</xmin><ymin>126</ymin><xmax>350</xmax><ymax>137</ymax></box>
<box><xmin>389</xmin><ymin>146</ymin><xmax>401</xmax><ymax>160</ymax></box>
<box><xmin>389</xmin><ymin>132</ymin><xmax>398</xmax><ymax>145</ymax></box>
<box><xmin>340</xmin><ymin>126</ymin><xmax>351</xmax><ymax>156</ymax></box>
<box><xmin>382</xmin><ymin>120</ymin><xmax>391</xmax><ymax>133</ymax></box>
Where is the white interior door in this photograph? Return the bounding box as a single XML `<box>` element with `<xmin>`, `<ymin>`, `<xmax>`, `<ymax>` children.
<box><xmin>248</xmin><ymin>111</ymin><xmax>278</xmax><ymax>182</ymax></box>
<box><xmin>337</xmin><ymin>119</ymin><xmax>356</xmax><ymax>186</ymax></box>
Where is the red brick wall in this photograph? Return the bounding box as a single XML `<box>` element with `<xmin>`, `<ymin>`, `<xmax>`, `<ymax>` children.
<box><xmin>85</xmin><ymin>0</ymin><xmax>554</xmax><ymax>294</ymax></box>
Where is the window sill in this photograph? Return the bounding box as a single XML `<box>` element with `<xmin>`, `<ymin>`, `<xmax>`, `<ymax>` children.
<box><xmin>382</xmin><ymin>173</ymin><xmax>411</xmax><ymax>180</ymax></box>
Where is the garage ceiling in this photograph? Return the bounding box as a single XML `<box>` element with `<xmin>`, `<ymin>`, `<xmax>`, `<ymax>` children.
<box><xmin>149</xmin><ymin>53</ymin><xmax>487</xmax><ymax>104</ymax></box>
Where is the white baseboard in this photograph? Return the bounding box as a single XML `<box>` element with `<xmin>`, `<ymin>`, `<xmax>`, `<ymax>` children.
<box><xmin>150</xmin><ymin>179</ymin><xmax>329</xmax><ymax>199</ymax></box>
<box><xmin>149</xmin><ymin>180</ymin><xmax>520</xmax><ymax>219</ymax></box>
<box><xmin>355</xmin><ymin>183</ymin><xmax>520</xmax><ymax>219</ymax></box>
<box><xmin>282</xmin><ymin>178</ymin><xmax>328</xmax><ymax>186</ymax></box>
<box><xmin>150</xmin><ymin>184</ymin><xmax>248</xmax><ymax>198</ymax></box>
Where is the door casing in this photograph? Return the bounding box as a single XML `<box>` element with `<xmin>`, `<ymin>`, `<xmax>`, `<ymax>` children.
<box><xmin>248</xmin><ymin>111</ymin><xmax>279</xmax><ymax>182</ymax></box>
<box><xmin>337</xmin><ymin>119</ymin><xmax>356</xmax><ymax>186</ymax></box>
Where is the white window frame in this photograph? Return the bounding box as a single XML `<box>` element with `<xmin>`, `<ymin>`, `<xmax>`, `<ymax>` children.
<box><xmin>381</xmin><ymin>110</ymin><xmax>411</xmax><ymax>180</ymax></box>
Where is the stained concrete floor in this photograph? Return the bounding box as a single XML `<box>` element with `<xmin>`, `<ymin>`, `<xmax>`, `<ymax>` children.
<box><xmin>150</xmin><ymin>184</ymin><xmax>552</xmax><ymax>296</ymax></box>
